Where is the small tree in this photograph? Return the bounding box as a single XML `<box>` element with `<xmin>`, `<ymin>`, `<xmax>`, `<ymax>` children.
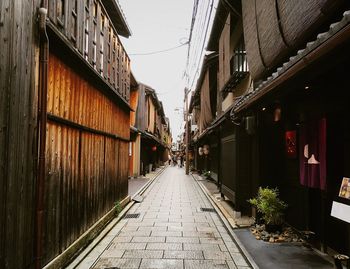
<box><xmin>248</xmin><ymin>187</ymin><xmax>287</xmax><ymax>225</ymax></box>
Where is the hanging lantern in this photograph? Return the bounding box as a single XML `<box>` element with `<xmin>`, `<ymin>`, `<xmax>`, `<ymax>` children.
<box><xmin>198</xmin><ymin>147</ymin><xmax>203</xmax><ymax>156</ymax></box>
<box><xmin>203</xmin><ymin>144</ymin><xmax>210</xmax><ymax>155</ymax></box>
<box><xmin>151</xmin><ymin>146</ymin><xmax>157</xmax><ymax>151</ymax></box>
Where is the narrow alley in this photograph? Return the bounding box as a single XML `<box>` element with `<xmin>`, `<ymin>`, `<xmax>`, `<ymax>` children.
<box><xmin>72</xmin><ymin>167</ymin><xmax>251</xmax><ymax>269</ymax></box>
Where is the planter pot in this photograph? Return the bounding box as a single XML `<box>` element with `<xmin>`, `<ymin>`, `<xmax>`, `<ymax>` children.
<box><xmin>265</xmin><ymin>223</ymin><xmax>282</xmax><ymax>233</ymax></box>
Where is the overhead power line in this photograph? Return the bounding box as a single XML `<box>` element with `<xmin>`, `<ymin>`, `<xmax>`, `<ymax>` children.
<box><xmin>129</xmin><ymin>42</ymin><xmax>189</xmax><ymax>56</ymax></box>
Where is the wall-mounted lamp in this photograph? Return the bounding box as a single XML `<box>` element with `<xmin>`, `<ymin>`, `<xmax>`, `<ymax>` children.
<box><xmin>198</xmin><ymin>147</ymin><xmax>204</xmax><ymax>156</ymax></box>
<box><xmin>203</xmin><ymin>145</ymin><xmax>210</xmax><ymax>155</ymax></box>
<box><xmin>274</xmin><ymin>106</ymin><xmax>282</xmax><ymax>122</ymax></box>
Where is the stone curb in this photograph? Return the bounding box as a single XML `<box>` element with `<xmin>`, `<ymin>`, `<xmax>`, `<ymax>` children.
<box><xmin>60</xmin><ymin>166</ymin><xmax>167</xmax><ymax>269</ymax></box>
<box><xmin>192</xmin><ymin>173</ymin><xmax>259</xmax><ymax>269</ymax></box>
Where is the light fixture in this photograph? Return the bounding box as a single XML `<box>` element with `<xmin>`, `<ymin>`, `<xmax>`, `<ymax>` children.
<box><xmin>203</xmin><ymin>145</ymin><xmax>210</xmax><ymax>155</ymax></box>
<box><xmin>198</xmin><ymin>147</ymin><xmax>204</xmax><ymax>156</ymax></box>
<box><xmin>274</xmin><ymin>107</ymin><xmax>282</xmax><ymax>122</ymax></box>
<box><xmin>262</xmin><ymin>107</ymin><xmax>266</xmax><ymax>111</ymax></box>
<box><xmin>305</xmin><ymin>86</ymin><xmax>309</xmax><ymax>90</ymax></box>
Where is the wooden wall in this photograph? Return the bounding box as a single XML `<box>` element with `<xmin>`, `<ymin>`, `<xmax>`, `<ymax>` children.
<box><xmin>0</xmin><ymin>1</ymin><xmax>40</xmax><ymax>268</ymax></box>
<box><xmin>47</xmin><ymin>0</ymin><xmax>131</xmax><ymax>103</ymax></box>
<box><xmin>42</xmin><ymin>53</ymin><xmax>129</xmax><ymax>265</ymax></box>
<box><xmin>135</xmin><ymin>85</ymin><xmax>148</xmax><ymax>132</ymax></box>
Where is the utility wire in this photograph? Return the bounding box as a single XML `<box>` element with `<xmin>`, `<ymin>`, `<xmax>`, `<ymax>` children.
<box><xmin>129</xmin><ymin>42</ymin><xmax>188</xmax><ymax>56</ymax></box>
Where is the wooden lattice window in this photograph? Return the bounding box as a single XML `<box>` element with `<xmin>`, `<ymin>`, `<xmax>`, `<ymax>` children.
<box><xmin>111</xmin><ymin>35</ymin><xmax>116</xmax><ymax>84</ymax></box>
<box><xmin>71</xmin><ymin>0</ymin><xmax>78</xmax><ymax>42</ymax></box>
<box><xmin>92</xmin><ymin>1</ymin><xmax>97</xmax><ymax>68</ymax></box>
<box><xmin>116</xmin><ymin>43</ymin><xmax>120</xmax><ymax>91</ymax></box>
<box><xmin>100</xmin><ymin>14</ymin><xmax>105</xmax><ymax>75</ymax></box>
<box><xmin>84</xmin><ymin>0</ymin><xmax>90</xmax><ymax>60</ymax></box>
<box><xmin>56</xmin><ymin>0</ymin><xmax>65</xmax><ymax>26</ymax></box>
<box><xmin>230</xmin><ymin>37</ymin><xmax>248</xmax><ymax>74</ymax></box>
<box><xmin>107</xmin><ymin>27</ymin><xmax>112</xmax><ymax>80</ymax></box>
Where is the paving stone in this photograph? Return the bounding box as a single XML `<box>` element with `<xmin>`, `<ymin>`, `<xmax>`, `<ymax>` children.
<box><xmin>92</xmin><ymin>258</ymin><xmax>141</xmax><ymax>269</ymax></box>
<box><xmin>138</xmin><ymin>226</ymin><xmax>167</xmax><ymax>232</ymax></box>
<box><xmin>164</xmin><ymin>250</ymin><xmax>204</xmax><ymax>260</ymax></box>
<box><xmin>146</xmin><ymin>243</ymin><xmax>183</xmax><ymax>251</ymax></box>
<box><xmin>230</xmin><ymin>253</ymin><xmax>249</xmax><ymax>267</ymax></box>
<box><xmin>219</xmin><ymin>244</ymin><xmax>228</xmax><ymax>251</ymax></box>
<box><xmin>154</xmin><ymin>222</ymin><xmax>182</xmax><ymax>227</ymax></box>
<box><xmin>225</xmin><ymin>242</ymin><xmax>240</xmax><ymax>253</ymax></box>
<box><xmin>123</xmin><ymin>250</ymin><xmax>164</xmax><ymax>259</ymax></box>
<box><xmin>226</xmin><ymin>261</ymin><xmax>238</xmax><ymax>269</ymax></box>
<box><xmin>182</xmin><ymin>223</ymin><xmax>210</xmax><ymax>228</ymax></box>
<box><xmin>71</xmin><ymin>167</ymin><xmax>251</xmax><ymax>269</ymax></box>
<box><xmin>199</xmin><ymin>237</ymin><xmax>224</xmax><ymax>244</ymax></box>
<box><xmin>140</xmin><ymin>258</ymin><xmax>184</xmax><ymax>269</ymax></box>
<box><xmin>109</xmin><ymin>242</ymin><xmax>147</xmax><ymax>250</ymax></box>
<box><xmin>203</xmin><ymin>250</ymin><xmax>233</xmax><ymax>260</ymax></box>
<box><xmin>100</xmin><ymin>249</ymin><xmax>125</xmax><ymax>258</ymax></box>
<box><xmin>183</xmin><ymin>231</ymin><xmax>220</xmax><ymax>238</ymax></box>
<box><xmin>132</xmin><ymin>236</ymin><xmax>166</xmax><ymax>243</ymax></box>
<box><xmin>127</xmin><ymin>221</ymin><xmax>155</xmax><ymax>227</ymax></box>
<box><xmin>183</xmin><ymin>243</ymin><xmax>221</xmax><ymax>251</ymax></box>
<box><xmin>197</xmin><ymin>226</ymin><xmax>219</xmax><ymax>233</ymax></box>
<box><xmin>119</xmin><ymin>231</ymin><xmax>152</xmax><ymax>237</ymax></box>
<box><xmin>184</xmin><ymin>259</ymin><xmax>230</xmax><ymax>269</ymax></box>
<box><xmin>168</xmin><ymin>226</ymin><xmax>196</xmax><ymax>232</ymax></box>
<box><xmin>166</xmin><ymin>237</ymin><xmax>200</xmax><ymax>243</ymax></box>
<box><xmin>122</xmin><ymin>226</ymin><xmax>139</xmax><ymax>232</ymax></box>
<box><xmin>151</xmin><ymin>231</ymin><xmax>182</xmax><ymax>237</ymax></box>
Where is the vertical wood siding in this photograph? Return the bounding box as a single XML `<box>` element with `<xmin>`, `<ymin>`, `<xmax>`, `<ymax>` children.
<box><xmin>43</xmin><ymin>53</ymin><xmax>129</xmax><ymax>265</ymax></box>
<box><xmin>47</xmin><ymin>0</ymin><xmax>131</xmax><ymax>104</ymax></box>
<box><xmin>0</xmin><ymin>0</ymin><xmax>40</xmax><ymax>268</ymax></box>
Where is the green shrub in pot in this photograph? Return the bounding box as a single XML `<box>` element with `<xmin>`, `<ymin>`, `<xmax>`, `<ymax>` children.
<box><xmin>248</xmin><ymin>187</ymin><xmax>287</xmax><ymax>232</ymax></box>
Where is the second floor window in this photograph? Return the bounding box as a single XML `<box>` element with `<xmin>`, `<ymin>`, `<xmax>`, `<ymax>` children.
<box><xmin>231</xmin><ymin>37</ymin><xmax>248</xmax><ymax>74</ymax></box>
<box><xmin>57</xmin><ymin>0</ymin><xmax>65</xmax><ymax>25</ymax></box>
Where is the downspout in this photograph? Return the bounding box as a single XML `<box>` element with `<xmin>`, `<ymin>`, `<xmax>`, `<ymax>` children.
<box><xmin>35</xmin><ymin>2</ymin><xmax>49</xmax><ymax>269</ymax></box>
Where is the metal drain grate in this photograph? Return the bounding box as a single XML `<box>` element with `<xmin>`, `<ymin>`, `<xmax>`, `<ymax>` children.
<box><xmin>124</xmin><ymin>213</ymin><xmax>140</xmax><ymax>219</ymax></box>
<box><xmin>200</xmin><ymin>207</ymin><xmax>216</xmax><ymax>212</ymax></box>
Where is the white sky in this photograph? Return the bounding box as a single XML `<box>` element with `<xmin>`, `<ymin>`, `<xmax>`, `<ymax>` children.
<box><xmin>119</xmin><ymin>0</ymin><xmax>194</xmax><ymax>141</ymax></box>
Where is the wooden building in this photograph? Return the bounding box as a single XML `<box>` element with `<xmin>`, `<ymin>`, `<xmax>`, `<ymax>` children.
<box><xmin>130</xmin><ymin>83</ymin><xmax>172</xmax><ymax>177</ymax></box>
<box><xmin>191</xmin><ymin>0</ymin><xmax>350</xmax><ymax>256</ymax></box>
<box><xmin>1</xmin><ymin>0</ymin><xmax>132</xmax><ymax>268</ymax></box>
<box><xmin>190</xmin><ymin>0</ymin><xmax>253</xmax><ymax>216</ymax></box>
<box><xmin>234</xmin><ymin>0</ymin><xmax>350</xmax><ymax>257</ymax></box>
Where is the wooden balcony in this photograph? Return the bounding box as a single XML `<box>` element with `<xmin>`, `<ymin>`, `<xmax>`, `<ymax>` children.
<box><xmin>47</xmin><ymin>0</ymin><xmax>131</xmax><ymax>103</ymax></box>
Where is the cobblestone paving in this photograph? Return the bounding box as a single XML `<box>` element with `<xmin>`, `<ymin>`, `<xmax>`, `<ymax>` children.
<box><xmin>78</xmin><ymin>167</ymin><xmax>251</xmax><ymax>269</ymax></box>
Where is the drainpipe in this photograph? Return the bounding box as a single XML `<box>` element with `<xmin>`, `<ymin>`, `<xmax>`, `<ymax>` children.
<box><xmin>35</xmin><ymin>2</ymin><xmax>49</xmax><ymax>269</ymax></box>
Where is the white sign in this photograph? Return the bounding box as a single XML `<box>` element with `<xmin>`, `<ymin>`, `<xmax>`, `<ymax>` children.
<box><xmin>331</xmin><ymin>201</ymin><xmax>350</xmax><ymax>224</ymax></box>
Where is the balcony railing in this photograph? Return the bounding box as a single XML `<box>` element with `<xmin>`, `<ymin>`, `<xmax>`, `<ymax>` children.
<box><xmin>47</xmin><ymin>0</ymin><xmax>130</xmax><ymax>102</ymax></box>
<box><xmin>222</xmin><ymin>37</ymin><xmax>249</xmax><ymax>93</ymax></box>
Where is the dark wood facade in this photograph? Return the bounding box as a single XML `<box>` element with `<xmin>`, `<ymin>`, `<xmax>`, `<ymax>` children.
<box><xmin>0</xmin><ymin>1</ymin><xmax>40</xmax><ymax>268</ymax></box>
<box><xmin>237</xmin><ymin>1</ymin><xmax>350</xmax><ymax>256</ymax></box>
<box><xmin>1</xmin><ymin>0</ymin><xmax>132</xmax><ymax>268</ymax></box>
<box><xmin>43</xmin><ymin>52</ymin><xmax>130</xmax><ymax>265</ymax></box>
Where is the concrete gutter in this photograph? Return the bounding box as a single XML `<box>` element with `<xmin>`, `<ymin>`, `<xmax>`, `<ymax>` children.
<box><xmin>192</xmin><ymin>173</ymin><xmax>259</xmax><ymax>269</ymax></box>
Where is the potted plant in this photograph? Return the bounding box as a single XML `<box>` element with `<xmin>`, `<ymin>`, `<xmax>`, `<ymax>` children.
<box><xmin>248</xmin><ymin>187</ymin><xmax>287</xmax><ymax>233</ymax></box>
<box><xmin>202</xmin><ymin>170</ymin><xmax>211</xmax><ymax>179</ymax></box>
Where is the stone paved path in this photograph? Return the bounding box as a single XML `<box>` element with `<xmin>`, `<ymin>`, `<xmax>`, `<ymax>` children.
<box><xmin>74</xmin><ymin>167</ymin><xmax>251</xmax><ymax>269</ymax></box>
